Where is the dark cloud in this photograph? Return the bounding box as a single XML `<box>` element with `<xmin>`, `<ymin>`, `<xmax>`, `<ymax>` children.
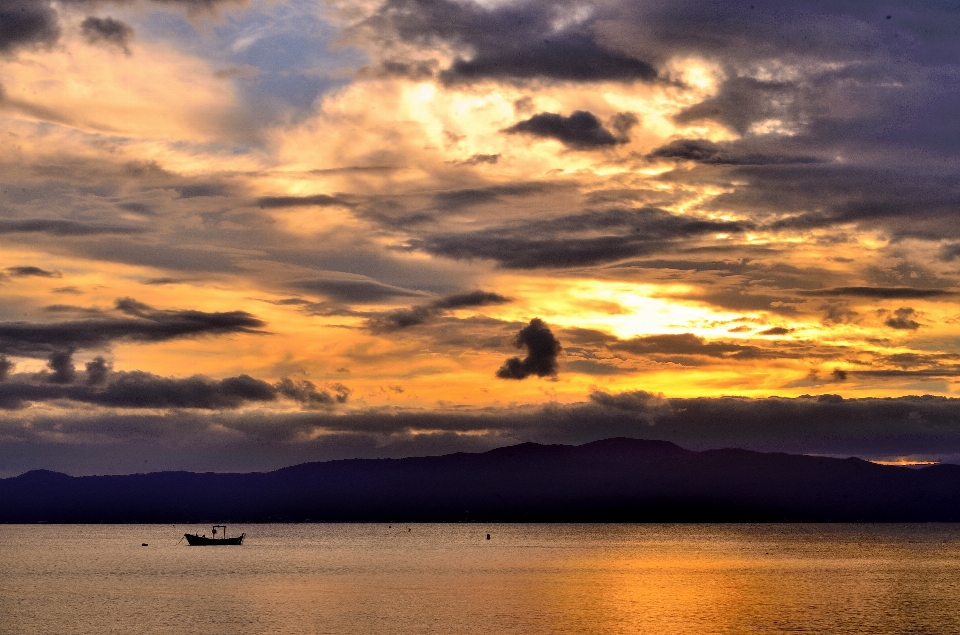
<box><xmin>450</xmin><ymin>153</ymin><xmax>499</xmax><ymax>167</ymax></box>
<box><xmin>503</xmin><ymin>111</ymin><xmax>635</xmax><ymax>149</ymax></box>
<box><xmin>17</xmin><ymin>391</ymin><xmax>960</xmax><ymax>475</ymax></box>
<box><xmin>0</xmin><ymin>355</ymin><xmax>12</xmax><ymax>381</ymax></box>
<box><xmin>6</xmin><ymin>266</ymin><xmax>61</xmax><ymax>278</ymax></box>
<box><xmin>367</xmin><ymin>290</ymin><xmax>511</xmax><ymax>332</ymax></box>
<box><xmin>0</xmin><ymin>219</ymin><xmax>145</xmax><ymax>236</ymax></box>
<box><xmin>256</xmin><ymin>194</ymin><xmax>350</xmax><ymax>208</ymax></box>
<box><xmin>497</xmin><ymin>318</ymin><xmax>561</xmax><ymax>380</ymax></box>
<box><xmin>366</xmin><ymin>59</ymin><xmax>438</xmax><ymax>80</ymax></box>
<box><xmin>93</xmin><ymin>372</ymin><xmax>277</xmax><ymax>409</ymax></box>
<box><xmin>673</xmin><ymin>76</ymin><xmax>792</xmax><ymax>135</ymax></box>
<box><xmin>611</xmin><ymin>333</ymin><xmax>766</xmax><ymax>360</ymax></box>
<box><xmin>0</xmin><ymin>373</ymin><xmax>258</xmax><ymax>410</ymax></box>
<box><xmin>0</xmin><ymin>368</ymin><xmax>354</xmax><ymax>411</ymax></box>
<box><xmin>80</xmin><ymin>16</ymin><xmax>133</xmax><ymax>54</ymax></box>
<box><xmin>716</xmin><ymin>163</ymin><xmax>960</xmax><ymax>240</ymax></box>
<box><xmin>434</xmin><ymin>290</ymin><xmax>510</xmax><ymax>310</ymax></box>
<box><xmin>0</xmin><ymin>298</ymin><xmax>266</xmax><ymax>358</ymax></box>
<box><xmin>800</xmin><ymin>287</ymin><xmax>955</xmax><ymax>299</ymax></box>
<box><xmin>46</xmin><ymin>350</ymin><xmax>76</xmax><ymax>385</ymax></box>
<box><xmin>85</xmin><ymin>356</ymin><xmax>111</xmax><ymax>386</ymax></box>
<box><xmin>0</xmin><ymin>0</ymin><xmax>241</xmax><ymax>55</ymax></box>
<box><xmin>411</xmin><ymin>207</ymin><xmax>750</xmax><ymax>268</ymax></box>
<box><xmin>0</xmin><ymin>0</ymin><xmax>59</xmax><ymax>54</ymax></box>
<box><xmin>432</xmin><ymin>183</ymin><xmax>554</xmax><ymax>209</ymax></box>
<box><xmin>758</xmin><ymin>327</ymin><xmax>791</xmax><ymax>336</ymax></box>
<box><xmin>275</xmin><ymin>378</ymin><xmax>350</xmax><ymax>408</ymax></box>
<box><xmin>564</xmin><ymin>359</ymin><xmax>632</xmax><ymax>376</ymax></box>
<box><xmin>885</xmin><ymin>307</ymin><xmax>920</xmax><ymax>330</ymax></box>
<box><xmin>43</xmin><ymin>304</ymin><xmax>104</xmax><ymax>315</ymax></box>
<box><xmin>367</xmin><ymin>0</ymin><xmax>657</xmax><ymax>85</ymax></box>
<box><xmin>174</xmin><ymin>184</ymin><xmax>228</xmax><ymax>198</ymax></box>
<box><xmin>939</xmin><ymin>243</ymin><xmax>960</xmax><ymax>262</ymax></box>
<box><xmin>292</xmin><ymin>278</ymin><xmax>427</xmax><ymax>303</ymax></box>
<box><xmin>647</xmin><ymin>138</ymin><xmax>823</xmax><ymax>165</ymax></box>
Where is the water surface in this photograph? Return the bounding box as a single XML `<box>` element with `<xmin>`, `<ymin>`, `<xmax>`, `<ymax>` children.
<box><xmin>2</xmin><ymin>524</ymin><xmax>959</xmax><ymax>634</ymax></box>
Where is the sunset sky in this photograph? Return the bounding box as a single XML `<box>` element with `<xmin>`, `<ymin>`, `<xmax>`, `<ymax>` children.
<box><xmin>3</xmin><ymin>0</ymin><xmax>960</xmax><ymax>475</ymax></box>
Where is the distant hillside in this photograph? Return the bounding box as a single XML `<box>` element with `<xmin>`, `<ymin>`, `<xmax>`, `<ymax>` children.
<box><xmin>3</xmin><ymin>438</ymin><xmax>960</xmax><ymax>522</ymax></box>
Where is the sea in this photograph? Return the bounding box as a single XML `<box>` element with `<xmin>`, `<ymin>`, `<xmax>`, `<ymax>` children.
<box><xmin>2</xmin><ymin>523</ymin><xmax>960</xmax><ymax>634</ymax></box>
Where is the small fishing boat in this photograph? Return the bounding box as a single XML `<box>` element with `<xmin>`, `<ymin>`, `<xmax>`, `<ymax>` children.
<box><xmin>184</xmin><ymin>525</ymin><xmax>245</xmax><ymax>546</ymax></box>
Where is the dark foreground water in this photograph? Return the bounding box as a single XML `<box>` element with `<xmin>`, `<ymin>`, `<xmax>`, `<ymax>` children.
<box><xmin>2</xmin><ymin>524</ymin><xmax>960</xmax><ymax>634</ymax></box>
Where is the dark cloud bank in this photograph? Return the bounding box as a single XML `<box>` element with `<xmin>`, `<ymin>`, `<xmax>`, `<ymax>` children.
<box><xmin>365</xmin><ymin>0</ymin><xmax>658</xmax><ymax>84</ymax></box>
<box><xmin>7</xmin><ymin>391</ymin><xmax>960</xmax><ymax>476</ymax></box>
<box><xmin>0</xmin><ymin>369</ymin><xmax>349</xmax><ymax>411</ymax></box>
<box><xmin>0</xmin><ymin>297</ymin><xmax>265</xmax><ymax>358</ymax></box>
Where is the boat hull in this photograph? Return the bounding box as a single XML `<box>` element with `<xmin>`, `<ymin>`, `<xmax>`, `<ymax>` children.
<box><xmin>184</xmin><ymin>533</ymin><xmax>244</xmax><ymax>546</ymax></box>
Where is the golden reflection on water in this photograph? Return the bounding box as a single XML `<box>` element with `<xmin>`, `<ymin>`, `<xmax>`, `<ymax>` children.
<box><xmin>3</xmin><ymin>524</ymin><xmax>960</xmax><ymax>634</ymax></box>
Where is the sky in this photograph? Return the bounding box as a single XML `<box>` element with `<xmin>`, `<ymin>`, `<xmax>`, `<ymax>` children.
<box><xmin>3</xmin><ymin>0</ymin><xmax>960</xmax><ymax>475</ymax></box>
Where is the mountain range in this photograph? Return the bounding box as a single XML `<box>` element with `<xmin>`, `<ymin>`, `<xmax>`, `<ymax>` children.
<box><xmin>3</xmin><ymin>438</ymin><xmax>960</xmax><ymax>522</ymax></box>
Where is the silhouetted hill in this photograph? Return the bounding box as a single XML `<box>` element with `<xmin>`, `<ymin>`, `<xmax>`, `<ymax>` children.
<box><xmin>4</xmin><ymin>438</ymin><xmax>960</xmax><ymax>522</ymax></box>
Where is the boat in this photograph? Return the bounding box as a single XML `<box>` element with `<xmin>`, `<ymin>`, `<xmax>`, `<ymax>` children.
<box><xmin>184</xmin><ymin>525</ymin><xmax>245</xmax><ymax>546</ymax></box>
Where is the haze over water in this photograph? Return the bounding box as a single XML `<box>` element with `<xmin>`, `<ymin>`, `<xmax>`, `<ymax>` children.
<box><xmin>3</xmin><ymin>524</ymin><xmax>960</xmax><ymax>634</ymax></box>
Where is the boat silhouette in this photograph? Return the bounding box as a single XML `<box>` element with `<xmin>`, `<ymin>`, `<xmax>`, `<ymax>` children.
<box><xmin>184</xmin><ymin>525</ymin><xmax>244</xmax><ymax>546</ymax></box>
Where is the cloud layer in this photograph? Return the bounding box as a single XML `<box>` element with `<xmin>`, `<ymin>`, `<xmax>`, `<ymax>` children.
<box><xmin>2</xmin><ymin>0</ymin><xmax>960</xmax><ymax>474</ymax></box>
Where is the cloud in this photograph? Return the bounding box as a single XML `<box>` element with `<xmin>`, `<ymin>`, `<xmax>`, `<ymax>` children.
<box><xmin>503</xmin><ymin>110</ymin><xmax>636</xmax><ymax>149</ymax></box>
<box><xmin>85</xmin><ymin>356</ymin><xmax>111</xmax><ymax>386</ymax></box>
<box><xmin>0</xmin><ymin>219</ymin><xmax>145</xmax><ymax>237</ymax></box>
<box><xmin>0</xmin><ymin>0</ymin><xmax>59</xmax><ymax>54</ymax></box>
<box><xmin>0</xmin><ymin>298</ymin><xmax>266</xmax><ymax>358</ymax></box>
<box><xmin>497</xmin><ymin>318</ymin><xmax>561</xmax><ymax>380</ymax></box>
<box><xmin>0</xmin><ymin>369</ymin><xmax>353</xmax><ymax>411</ymax></box>
<box><xmin>647</xmin><ymin>138</ymin><xmax>823</xmax><ymax>166</ymax></box>
<box><xmin>800</xmin><ymin>287</ymin><xmax>954</xmax><ymax>299</ymax></box>
<box><xmin>432</xmin><ymin>183</ymin><xmax>554</xmax><ymax>209</ymax></box>
<box><xmin>449</xmin><ymin>154</ymin><xmax>499</xmax><ymax>167</ymax></box>
<box><xmin>80</xmin><ymin>16</ymin><xmax>133</xmax><ymax>55</ymax></box>
<box><xmin>46</xmin><ymin>350</ymin><xmax>76</xmax><ymax>385</ymax></box>
<box><xmin>366</xmin><ymin>0</ymin><xmax>657</xmax><ymax>85</ymax></box>
<box><xmin>758</xmin><ymin>327</ymin><xmax>791</xmax><ymax>335</ymax></box>
<box><xmin>411</xmin><ymin>207</ymin><xmax>750</xmax><ymax>268</ymax></box>
<box><xmin>255</xmin><ymin>194</ymin><xmax>350</xmax><ymax>208</ymax></box>
<box><xmin>885</xmin><ymin>307</ymin><xmax>920</xmax><ymax>330</ymax></box>
<box><xmin>174</xmin><ymin>184</ymin><xmax>228</xmax><ymax>198</ymax></box>
<box><xmin>0</xmin><ymin>0</ymin><xmax>242</xmax><ymax>55</ymax></box>
<box><xmin>17</xmin><ymin>391</ymin><xmax>960</xmax><ymax>475</ymax></box>
<box><xmin>0</xmin><ymin>356</ymin><xmax>13</xmax><ymax>381</ymax></box>
<box><xmin>5</xmin><ymin>266</ymin><xmax>61</xmax><ymax>278</ymax></box>
<box><xmin>366</xmin><ymin>290</ymin><xmax>511</xmax><ymax>332</ymax></box>
<box><xmin>292</xmin><ymin>278</ymin><xmax>428</xmax><ymax>303</ymax></box>
<box><xmin>275</xmin><ymin>378</ymin><xmax>350</xmax><ymax>408</ymax></box>
<box><xmin>96</xmin><ymin>372</ymin><xmax>277</xmax><ymax>409</ymax></box>
<box><xmin>673</xmin><ymin>76</ymin><xmax>792</xmax><ymax>135</ymax></box>
<box><xmin>612</xmin><ymin>333</ymin><xmax>748</xmax><ymax>358</ymax></box>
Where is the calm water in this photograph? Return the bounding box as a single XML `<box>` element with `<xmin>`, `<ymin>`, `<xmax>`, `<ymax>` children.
<box><xmin>2</xmin><ymin>524</ymin><xmax>960</xmax><ymax>634</ymax></box>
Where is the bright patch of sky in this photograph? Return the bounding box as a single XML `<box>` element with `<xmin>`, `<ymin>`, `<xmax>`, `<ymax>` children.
<box><xmin>128</xmin><ymin>0</ymin><xmax>367</xmax><ymax>126</ymax></box>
